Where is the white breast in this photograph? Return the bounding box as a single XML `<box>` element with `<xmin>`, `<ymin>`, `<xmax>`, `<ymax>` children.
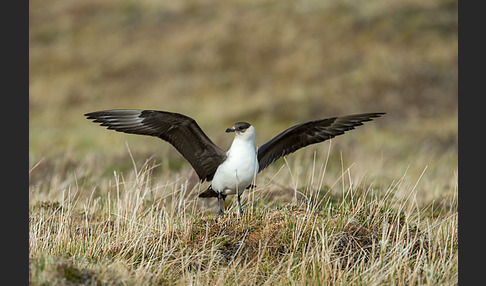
<box><xmin>211</xmin><ymin>127</ymin><xmax>259</xmax><ymax>195</ymax></box>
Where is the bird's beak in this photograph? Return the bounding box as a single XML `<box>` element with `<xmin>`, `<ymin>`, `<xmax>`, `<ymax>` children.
<box><xmin>225</xmin><ymin>127</ymin><xmax>235</xmax><ymax>133</ymax></box>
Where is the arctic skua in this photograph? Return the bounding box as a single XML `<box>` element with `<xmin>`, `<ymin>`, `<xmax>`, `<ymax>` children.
<box><xmin>85</xmin><ymin>110</ymin><xmax>385</xmax><ymax>215</ymax></box>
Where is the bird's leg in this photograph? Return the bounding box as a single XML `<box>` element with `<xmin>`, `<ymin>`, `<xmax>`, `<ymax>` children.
<box><xmin>217</xmin><ymin>192</ymin><xmax>225</xmax><ymax>216</ymax></box>
<box><xmin>237</xmin><ymin>191</ymin><xmax>244</xmax><ymax>215</ymax></box>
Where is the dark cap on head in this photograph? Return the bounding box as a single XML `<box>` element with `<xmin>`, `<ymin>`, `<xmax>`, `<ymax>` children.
<box><xmin>225</xmin><ymin>122</ymin><xmax>251</xmax><ymax>133</ymax></box>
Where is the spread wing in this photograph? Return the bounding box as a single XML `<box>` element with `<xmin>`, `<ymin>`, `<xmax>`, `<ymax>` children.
<box><xmin>257</xmin><ymin>112</ymin><xmax>385</xmax><ymax>172</ymax></box>
<box><xmin>85</xmin><ymin>109</ymin><xmax>227</xmax><ymax>181</ymax></box>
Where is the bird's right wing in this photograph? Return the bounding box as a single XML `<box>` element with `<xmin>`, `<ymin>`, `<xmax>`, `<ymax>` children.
<box><xmin>85</xmin><ymin>109</ymin><xmax>227</xmax><ymax>182</ymax></box>
<box><xmin>257</xmin><ymin>113</ymin><xmax>385</xmax><ymax>172</ymax></box>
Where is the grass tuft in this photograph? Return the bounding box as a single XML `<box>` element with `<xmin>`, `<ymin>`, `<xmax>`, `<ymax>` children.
<box><xmin>29</xmin><ymin>156</ymin><xmax>456</xmax><ymax>285</ymax></box>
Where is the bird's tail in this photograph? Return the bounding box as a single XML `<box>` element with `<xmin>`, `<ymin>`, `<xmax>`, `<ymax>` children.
<box><xmin>198</xmin><ymin>186</ymin><xmax>225</xmax><ymax>199</ymax></box>
<box><xmin>198</xmin><ymin>184</ymin><xmax>256</xmax><ymax>198</ymax></box>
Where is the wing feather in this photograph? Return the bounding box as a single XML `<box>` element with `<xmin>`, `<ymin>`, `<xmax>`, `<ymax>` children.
<box><xmin>85</xmin><ymin>109</ymin><xmax>227</xmax><ymax>181</ymax></box>
<box><xmin>257</xmin><ymin>112</ymin><xmax>385</xmax><ymax>172</ymax></box>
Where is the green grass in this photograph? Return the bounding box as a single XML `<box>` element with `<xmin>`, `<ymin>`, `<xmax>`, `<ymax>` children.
<box><xmin>30</xmin><ymin>0</ymin><xmax>457</xmax><ymax>284</ymax></box>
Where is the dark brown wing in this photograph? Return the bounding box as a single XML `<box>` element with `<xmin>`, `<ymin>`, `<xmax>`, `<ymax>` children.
<box><xmin>85</xmin><ymin>109</ymin><xmax>227</xmax><ymax>181</ymax></box>
<box><xmin>257</xmin><ymin>113</ymin><xmax>385</xmax><ymax>172</ymax></box>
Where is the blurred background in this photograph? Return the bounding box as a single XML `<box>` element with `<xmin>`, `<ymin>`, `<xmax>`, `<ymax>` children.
<box><xmin>29</xmin><ymin>0</ymin><xmax>457</xmax><ymax>204</ymax></box>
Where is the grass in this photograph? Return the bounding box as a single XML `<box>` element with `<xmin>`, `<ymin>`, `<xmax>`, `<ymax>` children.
<box><xmin>29</xmin><ymin>0</ymin><xmax>457</xmax><ymax>284</ymax></box>
<box><xmin>29</xmin><ymin>154</ymin><xmax>457</xmax><ymax>285</ymax></box>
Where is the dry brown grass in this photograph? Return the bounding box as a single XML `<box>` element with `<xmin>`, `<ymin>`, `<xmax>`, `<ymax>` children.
<box><xmin>29</xmin><ymin>152</ymin><xmax>457</xmax><ymax>285</ymax></box>
<box><xmin>30</xmin><ymin>0</ymin><xmax>457</xmax><ymax>284</ymax></box>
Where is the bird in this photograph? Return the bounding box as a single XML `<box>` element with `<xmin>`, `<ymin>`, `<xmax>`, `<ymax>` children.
<box><xmin>85</xmin><ymin>110</ymin><xmax>385</xmax><ymax>215</ymax></box>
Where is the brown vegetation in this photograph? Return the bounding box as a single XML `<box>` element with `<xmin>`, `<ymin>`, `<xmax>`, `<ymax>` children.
<box><xmin>30</xmin><ymin>0</ymin><xmax>457</xmax><ymax>284</ymax></box>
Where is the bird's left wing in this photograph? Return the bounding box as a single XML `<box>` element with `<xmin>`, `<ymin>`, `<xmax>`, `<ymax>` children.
<box><xmin>257</xmin><ymin>112</ymin><xmax>385</xmax><ymax>173</ymax></box>
<box><xmin>85</xmin><ymin>109</ymin><xmax>227</xmax><ymax>182</ymax></box>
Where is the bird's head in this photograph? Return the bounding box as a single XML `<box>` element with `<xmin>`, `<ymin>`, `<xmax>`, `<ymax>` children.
<box><xmin>225</xmin><ymin>122</ymin><xmax>255</xmax><ymax>140</ymax></box>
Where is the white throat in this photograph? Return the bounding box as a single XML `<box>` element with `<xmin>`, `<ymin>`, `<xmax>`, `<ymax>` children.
<box><xmin>228</xmin><ymin>125</ymin><xmax>256</xmax><ymax>151</ymax></box>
